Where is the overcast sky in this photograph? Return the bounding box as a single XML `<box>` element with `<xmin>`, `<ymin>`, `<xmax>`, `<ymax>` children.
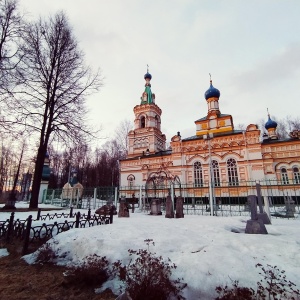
<box><xmin>20</xmin><ymin>0</ymin><xmax>300</xmax><ymax>146</ymax></box>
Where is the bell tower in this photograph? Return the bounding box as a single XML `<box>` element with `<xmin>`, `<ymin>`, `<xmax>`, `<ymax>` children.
<box><xmin>195</xmin><ymin>75</ymin><xmax>234</xmax><ymax>136</ymax></box>
<box><xmin>127</xmin><ymin>68</ymin><xmax>166</xmax><ymax>158</ymax></box>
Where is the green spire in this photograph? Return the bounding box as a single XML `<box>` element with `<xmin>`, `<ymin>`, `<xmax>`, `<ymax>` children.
<box><xmin>141</xmin><ymin>65</ymin><xmax>154</xmax><ymax>104</ymax></box>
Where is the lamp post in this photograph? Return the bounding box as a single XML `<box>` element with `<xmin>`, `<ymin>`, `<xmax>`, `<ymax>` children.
<box><xmin>203</xmin><ymin>133</ymin><xmax>215</xmax><ymax>216</ymax></box>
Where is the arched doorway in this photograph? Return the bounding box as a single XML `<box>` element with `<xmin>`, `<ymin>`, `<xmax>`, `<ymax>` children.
<box><xmin>145</xmin><ymin>167</ymin><xmax>181</xmax><ymax>209</ymax></box>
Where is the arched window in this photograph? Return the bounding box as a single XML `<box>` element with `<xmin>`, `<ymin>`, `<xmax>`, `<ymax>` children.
<box><xmin>127</xmin><ymin>175</ymin><xmax>135</xmax><ymax>189</ymax></box>
<box><xmin>194</xmin><ymin>162</ymin><xmax>203</xmax><ymax>187</ymax></box>
<box><xmin>293</xmin><ymin>167</ymin><xmax>300</xmax><ymax>184</ymax></box>
<box><xmin>281</xmin><ymin>168</ymin><xmax>289</xmax><ymax>184</ymax></box>
<box><xmin>212</xmin><ymin>160</ymin><xmax>220</xmax><ymax>187</ymax></box>
<box><xmin>140</xmin><ymin>116</ymin><xmax>146</xmax><ymax>128</ymax></box>
<box><xmin>227</xmin><ymin>158</ymin><xmax>239</xmax><ymax>186</ymax></box>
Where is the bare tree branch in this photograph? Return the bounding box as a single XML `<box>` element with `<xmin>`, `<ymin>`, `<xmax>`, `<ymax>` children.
<box><xmin>11</xmin><ymin>11</ymin><xmax>102</xmax><ymax>208</ymax></box>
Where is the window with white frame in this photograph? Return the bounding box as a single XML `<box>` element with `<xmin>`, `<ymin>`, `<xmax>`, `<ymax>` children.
<box><xmin>127</xmin><ymin>175</ymin><xmax>135</xmax><ymax>189</ymax></box>
<box><xmin>227</xmin><ymin>158</ymin><xmax>239</xmax><ymax>186</ymax></box>
<box><xmin>280</xmin><ymin>168</ymin><xmax>289</xmax><ymax>184</ymax></box>
<box><xmin>292</xmin><ymin>166</ymin><xmax>300</xmax><ymax>184</ymax></box>
<box><xmin>194</xmin><ymin>161</ymin><xmax>203</xmax><ymax>187</ymax></box>
<box><xmin>212</xmin><ymin>160</ymin><xmax>220</xmax><ymax>187</ymax></box>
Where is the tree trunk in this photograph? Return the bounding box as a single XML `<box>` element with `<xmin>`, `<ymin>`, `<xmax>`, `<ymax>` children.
<box><xmin>29</xmin><ymin>146</ymin><xmax>47</xmax><ymax>208</ymax></box>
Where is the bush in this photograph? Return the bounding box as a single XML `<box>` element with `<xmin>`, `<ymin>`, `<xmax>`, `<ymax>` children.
<box><xmin>65</xmin><ymin>254</ymin><xmax>110</xmax><ymax>287</ymax></box>
<box><xmin>36</xmin><ymin>240</ymin><xmax>69</xmax><ymax>264</ymax></box>
<box><xmin>36</xmin><ymin>242</ymin><xmax>58</xmax><ymax>263</ymax></box>
<box><xmin>36</xmin><ymin>243</ymin><xmax>110</xmax><ymax>288</ymax></box>
<box><xmin>256</xmin><ymin>263</ymin><xmax>300</xmax><ymax>300</ymax></box>
<box><xmin>215</xmin><ymin>263</ymin><xmax>300</xmax><ymax>300</ymax></box>
<box><xmin>113</xmin><ymin>239</ymin><xmax>187</xmax><ymax>300</ymax></box>
<box><xmin>215</xmin><ymin>280</ymin><xmax>255</xmax><ymax>300</ymax></box>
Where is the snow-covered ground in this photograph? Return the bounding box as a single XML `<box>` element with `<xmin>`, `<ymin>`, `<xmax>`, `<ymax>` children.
<box><xmin>1</xmin><ymin>202</ymin><xmax>300</xmax><ymax>299</ymax></box>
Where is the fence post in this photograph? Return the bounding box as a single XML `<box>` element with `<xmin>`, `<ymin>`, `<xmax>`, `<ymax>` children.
<box><xmin>22</xmin><ymin>215</ymin><xmax>32</xmax><ymax>255</ymax></box>
<box><xmin>76</xmin><ymin>189</ymin><xmax>79</xmax><ymax>208</ymax></box>
<box><xmin>87</xmin><ymin>208</ymin><xmax>91</xmax><ymax>219</ymax></box>
<box><xmin>139</xmin><ymin>185</ymin><xmax>142</xmax><ymax>209</ymax></box>
<box><xmin>69</xmin><ymin>188</ymin><xmax>74</xmax><ymax>208</ymax></box>
<box><xmin>6</xmin><ymin>212</ymin><xmax>15</xmax><ymax>242</ymax></box>
<box><xmin>70</xmin><ymin>207</ymin><xmax>73</xmax><ymax>218</ymax></box>
<box><xmin>42</xmin><ymin>189</ymin><xmax>45</xmax><ymax>203</ymax></box>
<box><xmin>88</xmin><ymin>197</ymin><xmax>91</xmax><ymax>210</ymax></box>
<box><xmin>36</xmin><ymin>208</ymin><xmax>41</xmax><ymax>220</ymax></box>
<box><xmin>75</xmin><ymin>212</ymin><xmax>80</xmax><ymax>228</ymax></box>
<box><xmin>109</xmin><ymin>207</ymin><xmax>114</xmax><ymax>224</ymax></box>
<box><xmin>171</xmin><ymin>184</ymin><xmax>175</xmax><ymax>213</ymax></box>
<box><xmin>114</xmin><ymin>187</ymin><xmax>118</xmax><ymax>209</ymax></box>
<box><xmin>93</xmin><ymin>188</ymin><xmax>97</xmax><ymax>209</ymax></box>
<box><xmin>50</xmin><ymin>189</ymin><xmax>53</xmax><ymax>205</ymax></box>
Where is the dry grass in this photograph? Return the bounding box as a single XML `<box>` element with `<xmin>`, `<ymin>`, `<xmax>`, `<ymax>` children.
<box><xmin>0</xmin><ymin>241</ymin><xmax>117</xmax><ymax>300</ymax></box>
<box><xmin>0</xmin><ymin>206</ymin><xmax>117</xmax><ymax>300</ymax></box>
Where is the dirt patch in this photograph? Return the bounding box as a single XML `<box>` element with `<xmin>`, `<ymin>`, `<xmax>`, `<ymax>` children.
<box><xmin>0</xmin><ymin>242</ymin><xmax>117</xmax><ymax>300</ymax></box>
<box><xmin>0</xmin><ymin>205</ymin><xmax>118</xmax><ymax>299</ymax></box>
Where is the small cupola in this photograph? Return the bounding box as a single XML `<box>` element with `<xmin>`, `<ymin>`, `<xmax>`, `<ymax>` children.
<box><xmin>265</xmin><ymin>115</ymin><xmax>277</xmax><ymax>131</ymax></box>
<box><xmin>144</xmin><ymin>72</ymin><xmax>152</xmax><ymax>80</ymax></box>
<box><xmin>265</xmin><ymin>109</ymin><xmax>278</xmax><ymax>140</ymax></box>
<box><xmin>141</xmin><ymin>65</ymin><xmax>155</xmax><ymax>104</ymax></box>
<box><xmin>205</xmin><ymin>76</ymin><xmax>220</xmax><ymax>100</ymax></box>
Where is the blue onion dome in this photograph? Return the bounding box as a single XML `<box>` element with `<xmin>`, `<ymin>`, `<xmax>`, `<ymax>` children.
<box><xmin>205</xmin><ymin>80</ymin><xmax>220</xmax><ymax>100</ymax></box>
<box><xmin>144</xmin><ymin>72</ymin><xmax>152</xmax><ymax>80</ymax></box>
<box><xmin>265</xmin><ymin>115</ymin><xmax>277</xmax><ymax>130</ymax></box>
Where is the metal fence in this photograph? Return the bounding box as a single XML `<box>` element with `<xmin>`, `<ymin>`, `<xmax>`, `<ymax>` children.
<box><xmin>42</xmin><ymin>180</ymin><xmax>300</xmax><ymax>218</ymax></box>
<box><xmin>0</xmin><ymin>210</ymin><xmax>113</xmax><ymax>255</ymax></box>
<box><xmin>42</xmin><ymin>186</ymin><xmax>117</xmax><ymax>209</ymax></box>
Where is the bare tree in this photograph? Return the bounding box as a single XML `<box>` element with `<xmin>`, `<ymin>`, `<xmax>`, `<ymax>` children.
<box><xmin>236</xmin><ymin>123</ymin><xmax>246</xmax><ymax>131</ymax></box>
<box><xmin>114</xmin><ymin>119</ymin><xmax>132</xmax><ymax>155</ymax></box>
<box><xmin>4</xmin><ymin>138</ymin><xmax>25</xmax><ymax>208</ymax></box>
<box><xmin>0</xmin><ymin>0</ymin><xmax>23</xmax><ymax>90</ymax></box>
<box><xmin>273</xmin><ymin>117</ymin><xmax>288</xmax><ymax>140</ymax></box>
<box><xmin>102</xmin><ymin>139</ymin><xmax>124</xmax><ymax>186</ymax></box>
<box><xmin>13</xmin><ymin>12</ymin><xmax>102</xmax><ymax>208</ymax></box>
<box><xmin>0</xmin><ymin>138</ymin><xmax>13</xmax><ymax>197</ymax></box>
<box><xmin>257</xmin><ymin>115</ymin><xmax>300</xmax><ymax>140</ymax></box>
<box><xmin>0</xmin><ymin>0</ymin><xmax>24</xmax><ymax>133</ymax></box>
<box><xmin>285</xmin><ymin>115</ymin><xmax>300</xmax><ymax>131</ymax></box>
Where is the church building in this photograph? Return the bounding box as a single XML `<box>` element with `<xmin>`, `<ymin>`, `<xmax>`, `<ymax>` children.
<box><xmin>119</xmin><ymin>70</ymin><xmax>300</xmax><ymax>204</ymax></box>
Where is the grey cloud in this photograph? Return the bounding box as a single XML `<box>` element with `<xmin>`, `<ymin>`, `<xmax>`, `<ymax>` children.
<box><xmin>233</xmin><ymin>43</ymin><xmax>300</xmax><ymax>92</ymax></box>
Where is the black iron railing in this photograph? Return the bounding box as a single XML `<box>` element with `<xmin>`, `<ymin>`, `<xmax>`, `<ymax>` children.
<box><xmin>0</xmin><ymin>210</ymin><xmax>113</xmax><ymax>255</ymax></box>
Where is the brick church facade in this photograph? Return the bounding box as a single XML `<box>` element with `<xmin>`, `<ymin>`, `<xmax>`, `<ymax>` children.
<box><xmin>119</xmin><ymin>70</ymin><xmax>300</xmax><ymax>205</ymax></box>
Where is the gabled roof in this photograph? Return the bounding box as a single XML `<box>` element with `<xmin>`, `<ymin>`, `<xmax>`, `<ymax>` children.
<box><xmin>120</xmin><ymin>149</ymin><xmax>172</xmax><ymax>162</ymax></box>
<box><xmin>195</xmin><ymin>114</ymin><xmax>231</xmax><ymax>122</ymax></box>
<box><xmin>182</xmin><ymin>130</ymin><xmax>244</xmax><ymax>142</ymax></box>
